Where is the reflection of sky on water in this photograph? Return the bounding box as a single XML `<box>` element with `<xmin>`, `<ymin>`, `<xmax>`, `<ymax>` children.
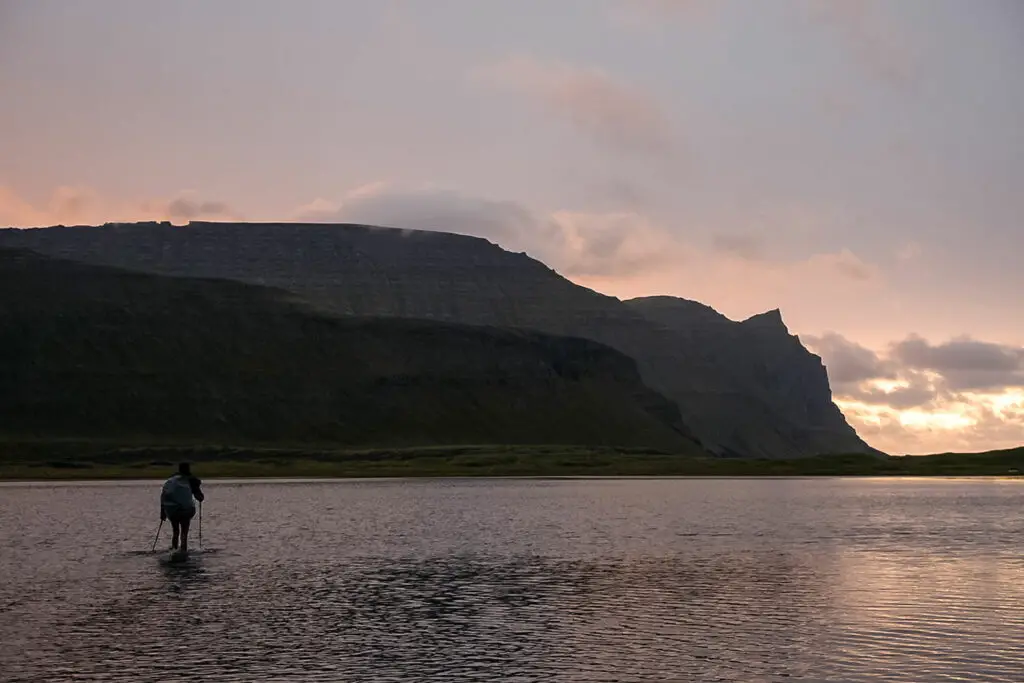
<box><xmin>1</xmin><ymin>478</ymin><xmax>1022</xmax><ymax>681</ymax></box>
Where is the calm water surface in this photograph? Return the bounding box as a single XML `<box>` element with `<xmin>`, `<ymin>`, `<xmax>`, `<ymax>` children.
<box><xmin>1</xmin><ymin>477</ymin><xmax>1022</xmax><ymax>682</ymax></box>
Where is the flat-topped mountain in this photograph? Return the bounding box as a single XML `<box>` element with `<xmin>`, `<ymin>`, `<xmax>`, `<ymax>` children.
<box><xmin>0</xmin><ymin>221</ymin><xmax>877</xmax><ymax>458</ymax></box>
<box><xmin>0</xmin><ymin>247</ymin><xmax>700</xmax><ymax>451</ymax></box>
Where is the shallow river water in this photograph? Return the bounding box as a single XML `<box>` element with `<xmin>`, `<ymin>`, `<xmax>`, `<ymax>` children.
<box><xmin>1</xmin><ymin>476</ymin><xmax>1022</xmax><ymax>682</ymax></box>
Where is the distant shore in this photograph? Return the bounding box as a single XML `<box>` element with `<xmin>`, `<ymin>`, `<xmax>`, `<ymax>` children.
<box><xmin>1</xmin><ymin>441</ymin><xmax>1021</xmax><ymax>480</ymax></box>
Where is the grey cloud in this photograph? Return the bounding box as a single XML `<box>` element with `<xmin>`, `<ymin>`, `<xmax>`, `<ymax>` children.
<box><xmin>806</xmin><ymin>331</ymin><xmax>1024</xmax><ymax>412</ymax></box>
<box><xmin>890</xmin><ymin>335</ymin><xmax>1024</xmax><ymax>393</ymax></box>
<box><xmin>806</xmin><ymin>0</ymin><xmax>918</xmax><ymax>88</ymax></box>
<box><xmin>300</xmin><ymin>188</ymin><xmax>677</xmax><ymax>279</ymax></box>
<box><xmin>712</xmin><ymin>234</ymin><xmax>764</xmax><ymax>261</ymax></box>
<box><xmin>586</xmin><ymin>179</ymin><xmax>651</xmax><ymax>210</ymax></box>
<box><xmin>891</xmin><ymin>335</ymin><xmax>1024</xmax><ymax>373</ymax></box>
<box><xmin>166</xmin><ymin>197</ymin><xmax>230</xmax><ymax>221</ymax></box>
<box><xmin>802</xmin><ymin>332</ymin><xmax>897</xmax><ymax>385</ymax></box>
<box><xmin>941</xmin><ymin>369</ymin><xmax>1024</xmax><ymax>393</ymax></box>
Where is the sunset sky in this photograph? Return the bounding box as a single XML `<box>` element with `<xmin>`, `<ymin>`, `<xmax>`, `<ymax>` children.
<box><xmin>2</xmin><ymin>0</ymin><xmax>1021</xmax><ymax>455</ymax></box>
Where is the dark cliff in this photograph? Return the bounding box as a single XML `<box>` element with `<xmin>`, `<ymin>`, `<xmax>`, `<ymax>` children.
<box><xmin>0</xmin><ymin>221</ymin><xmax>877</xmax><ymax>457</ymax></box>
<box><xmin>625</xmin><ymin>297</ymin><xmax>871</xmax><ymax>458</ymax></box>
<box><xmin>0</xmin><ymin>248</ymin><xmax>701</xmax><ymax>451</ymax></box>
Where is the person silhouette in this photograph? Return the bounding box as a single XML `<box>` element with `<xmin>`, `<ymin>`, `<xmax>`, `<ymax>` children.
<box><xmin>159</xmin><ymin>462</ymin><xmax>205</xmax><ymax>553</ymax></box>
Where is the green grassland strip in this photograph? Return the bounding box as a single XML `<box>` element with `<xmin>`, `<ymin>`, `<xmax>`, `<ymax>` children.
<box><xmin>0</xmin><ymin>440</ymin><xmax>1022</xmax><ymax>479</ymax></box>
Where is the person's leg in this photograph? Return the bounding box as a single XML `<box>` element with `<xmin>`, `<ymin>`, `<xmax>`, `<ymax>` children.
<box><xmin>179</xmin><ymin>511</ymin><xmax>193</xmax><ymax>552</ymax></box>
<box><xmin>170</xmin><ymin>518</ymin><xmax>180</xmax><ymax>549</ymax></box>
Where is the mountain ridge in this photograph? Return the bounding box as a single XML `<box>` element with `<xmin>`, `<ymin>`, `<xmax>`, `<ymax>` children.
<box><xmin>0</xmin><ymin>247</ymin><xmax>702</xmax><ymax>451</ymax></box>
<box><xmin>0</xmin><ymin>221</ymin><xmax>879</xmax><ymax>458</ymax></box>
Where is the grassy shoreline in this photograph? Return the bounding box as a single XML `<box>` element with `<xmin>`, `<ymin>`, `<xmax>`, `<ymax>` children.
<box><xmin>1</xmin><ymin>441</ymin><xmax>1022</xmax><ymax>480</ymax></box>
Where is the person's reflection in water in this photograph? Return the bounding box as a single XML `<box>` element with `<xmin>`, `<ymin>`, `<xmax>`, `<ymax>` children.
<box><xmin>158</xmin><ymin>554</ymin><xmax>209</xmax><ymax>593</ymax></box>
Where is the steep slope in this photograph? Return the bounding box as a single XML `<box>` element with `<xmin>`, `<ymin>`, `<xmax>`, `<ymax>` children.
<box><xmin>0</xmin><ymin>221</ymin><xmax>877</xmax><ymax>457</ymax></box>
<box><xmin>625</xmin><ymin>297</ymin><xmax>874</xmax><ymax>458</ymax></box>
<box><xmin>0</xmin><ymin>248</ymin><xmax>702</xmax><ymax>452</ymax></box>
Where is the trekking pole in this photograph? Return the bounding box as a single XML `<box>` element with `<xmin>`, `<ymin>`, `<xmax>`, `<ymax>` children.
<box><xmin>198</xmin><ymin>501</ymin><xmax>203</xmax><ymax>550</ymax></box>
<box><xmin>151</xmin><ymin>519</ymin><xmax>163</xmax><ymax>551</ymax></box>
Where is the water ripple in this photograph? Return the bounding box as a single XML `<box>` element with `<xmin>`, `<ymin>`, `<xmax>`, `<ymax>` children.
<box><xmin>1</xmin><ymin>478</ymin><xmax>1023</xmax><ymax>681</ymax></box>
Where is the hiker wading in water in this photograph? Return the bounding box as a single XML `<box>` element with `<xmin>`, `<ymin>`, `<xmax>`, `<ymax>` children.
<box><xmin>160</xmin><ymin>463</ymin><xmax>205</xmax><ymax>552</ymax></box>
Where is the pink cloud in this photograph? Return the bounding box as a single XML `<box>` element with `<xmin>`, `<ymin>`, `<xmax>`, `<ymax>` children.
<box><xmin>471</xmin><ymin>56</ymin><xmax>678</xmax><ymax>158</ymax></box>
<box><xmin>838</xmin><ymin>391</ymin><xmax>1024</xmax><ymax>456</ymax></box>
<box><xmin>0</xmin><ymin>187</ymin><xmax>52</xmax><ymax>227</ymax></box>
<box><xmin>0</xmin><ymin>186</ymin><xmax>240</xmax><ymax>228</ymax></box>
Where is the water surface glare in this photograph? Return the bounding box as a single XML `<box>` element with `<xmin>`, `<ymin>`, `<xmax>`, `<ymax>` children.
<box><xmin>2</xmin><ymin>477</ymin><xmax>1023</xmax><ymax>681</ymax></box>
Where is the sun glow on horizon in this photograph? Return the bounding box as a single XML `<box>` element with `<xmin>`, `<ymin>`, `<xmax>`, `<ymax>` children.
<box><xmin>867</xmin><ymin>379</ymin><xmax>910</xmax><ymax>393</ymax></box>
<box><xmin>836</xmin><ymin>385</ymin><xmax>1024</xmax><ymax>454</ymax></box>
<box><xmin>897</xmin><ymin>410</ymin><xmax>975</xmax><ymax>430</ymax></box>
<box><xmin>989</xmin><ymin>389</ymin><xmax>1024</xmax><ymax>417</ymax></box>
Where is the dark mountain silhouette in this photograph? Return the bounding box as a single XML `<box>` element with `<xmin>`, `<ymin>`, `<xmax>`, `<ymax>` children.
<box><xmin>0</xmin><ymin>248</ymin><xmax>702</xmax><ymax>452</ymax></box>
<box><xmin>0</xmin><ymin>221</ymin><xmax>878</xmax><ymax>457</ymax></box>
<box><xmin>624</xmin><ymin>297</ymin><xmax>869</xmax><ymax>458</ymax></box>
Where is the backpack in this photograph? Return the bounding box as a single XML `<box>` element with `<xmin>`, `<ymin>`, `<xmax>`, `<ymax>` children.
<box><xmin>161</xmin><ymin>475</ymin><xmax>194</xmax><ymax>514</ymax></box>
